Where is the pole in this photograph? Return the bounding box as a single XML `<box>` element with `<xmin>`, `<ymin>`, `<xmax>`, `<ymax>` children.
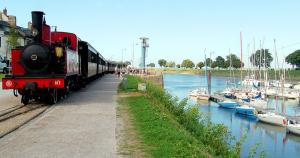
<box><xmin>132</xmin><ymin>42</ymin><xmax>134</xmax><ymax>67</ymax></box>
<box><xmin>240</xmin><ymin>32</ymin><xmax>243</xmax><ymax>84</ymax></box>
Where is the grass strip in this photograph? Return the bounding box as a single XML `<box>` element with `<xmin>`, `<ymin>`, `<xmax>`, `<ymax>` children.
<box><xmin>120</xmin><ymin>96</ymin><xmax>211</xmax><ymax>158</ymax></box>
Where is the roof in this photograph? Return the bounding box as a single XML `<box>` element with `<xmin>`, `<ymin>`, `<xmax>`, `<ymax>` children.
<box><xmin>0</xmin><ymin>20</ymin><xmax>32</xmax><ymax>37</ymax></box>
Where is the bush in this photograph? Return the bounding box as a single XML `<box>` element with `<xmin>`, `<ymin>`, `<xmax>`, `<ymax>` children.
<box><xmin>145</xmin><ymin>79</ymin><xmax>235</xmax><ymax>156</ymax></box>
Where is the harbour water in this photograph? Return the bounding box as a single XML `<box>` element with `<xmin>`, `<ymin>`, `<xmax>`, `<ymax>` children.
<box><xmin>163</xmin><ymin>73</ymin><xmax>300</xmax><ymax>158</ymax></box>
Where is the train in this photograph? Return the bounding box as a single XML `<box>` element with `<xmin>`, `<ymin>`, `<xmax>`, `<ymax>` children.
<box><xmin>2</xmin><ymin>11</ymin><xmax>117</xmax><ymax>105</ymax></box>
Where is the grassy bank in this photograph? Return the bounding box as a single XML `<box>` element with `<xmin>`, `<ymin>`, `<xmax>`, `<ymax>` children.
<box><xmin>148</xmin><ymin>68</ymin><xmax>300</xmax><ymax>81</ymax></box>
<box><xmin>0</xmin><ymin>74</ymin><xmax>4</xmax><ymax>79</ymax></box>
<box><xmin>117</xmin><ymin>75</ymin><xmax>264</xmax><ymax>157</ymax></box>
<box><xmin>118</xmin><ymin>96</ymin><xmax>211</xmax><ymax>157</ymax></box>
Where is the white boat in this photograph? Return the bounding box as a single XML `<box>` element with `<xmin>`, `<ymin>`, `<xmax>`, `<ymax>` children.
<box><xmin>271</xmin><ymin>80</ymin><xmax>293</xmax><ymax>89</ymax></box>
<box><xmin>189</xmin><ymin>89</ymin><xmax>202</xmax><ymax>97</ymax></box>
<box><xmin>251</xmin><ymin>99</ymin><xmax>268</xmax><ymax>109</ymax></box>
<box><xmin>266</xmin><ymin>88</ymin><xmax>277</xmax><ymax>96</ymax></box>
<box><xmin>294</xmin><ymin>84</ymin><xmax>300</xmax><ymax>90</ymax></box>
<box><xmin>188</xmin><ymin>88</ymin><xmax>210</xmax><ymax>100</ymax></box>
<box><xmin>287</xmin><ymin>120</ymin><xmax>300</xmax><ymax>135</ymax></box>
<box><xmin>284</xmin><ymin>83</ymin><xmax>293</xmax><ymax>88</ymax></box>
<box><xmin>257</xmin><ymin>112</ymin><xmax>287</xmax><ymax>126</ymax></box>
<box><xmin>235</xmin><ymin>104</ymin><xmax>256</xmax><ymax>116</ymax></box>
<box><xmin>218</xmin><ymin>100</ymin><xmax>239</xmax><ymax>109</ymax></box>
<box><xmin>283</xmin><ymin>91</ymin><xmax>300</xmax><ymax>99</ymax></box>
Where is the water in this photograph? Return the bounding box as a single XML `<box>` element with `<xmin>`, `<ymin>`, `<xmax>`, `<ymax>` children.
<box><xmin>163</xmin><ymin>73</ymin><xmax>300</xmax><ymax>158</ymax></box>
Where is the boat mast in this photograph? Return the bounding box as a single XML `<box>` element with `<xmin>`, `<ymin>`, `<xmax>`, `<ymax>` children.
<box><xmin>259</xmin><ymin>40</ymin><xmax>262</xmax><ymax>84</ymax></box>
<box><xmin>240</xmin><ymin>32</ymin><xmax>243</xmax><ymax>86</ymax></box>
<box><xmin>204</xmin><ymin>48</ymin><xmax>208</xmax><ymax>90</ymax></box>
<box><xmin>253</xmin><ymin>38</ymin><xmax>256</xmax><ymax>80</ymax></box>
<box><xmin>273</xmin><ymin>39</ymin><xmax>277</xmax><ymax>82</ymax></box>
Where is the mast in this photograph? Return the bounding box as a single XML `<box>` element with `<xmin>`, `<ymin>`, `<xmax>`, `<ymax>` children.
<box><xmin>204</xmin><ymin>48</ymin><xmax>208</xmax><ymax>90</ymax></box>
<box><xmin>229</xmin><ymin>49</ymin><xmax>234</xmax><ymax>87</ymax></box>
<box><xmin>253</xmin><ymin>38</ymin><xmax>256</xmax><ymax>80</ymax></box>
<box><xmin>240</xmin><ymin>32</ymin><xmax>243</xmax><ymax>87</ymax></box>
<box><xmin>274</xmin><ymin>39</ymin><xmax>277</xmax><ymax>82</ymax></box>
<box><xmin>259</xmin><ymin>40</ymin><xmax>262</xmax><ymax>83</ymax></box>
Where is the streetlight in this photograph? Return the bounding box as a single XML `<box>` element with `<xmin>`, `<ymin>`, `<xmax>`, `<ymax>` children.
<box><xmin>132</xmin><ymin>41</ymin><xmax>139</xmax><ymax>67</ymax></box>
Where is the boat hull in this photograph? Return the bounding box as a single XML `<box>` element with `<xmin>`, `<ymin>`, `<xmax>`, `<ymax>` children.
<box><xmin>198</xmin><ymin>95</ymin><xmax>210</xmax><ymax>100</ymax></box>
<box><xmin>287</xmin><ymin>124</ymin><xmax>300</xmax><ymax>135</ymax></box>
<box><xmin>257</xmin><ymin>113</ymin><xmax>287</xmax><ymax>127</ymax></box>
<box><xmin>236</xmin><ymin>107</ymin><xmax>255</xmax><ymax>116</ymax></box>
<box><xmin>218</xmin><ymin>102</ymin><xmax>238</xmax><ymax>109</ymax></box>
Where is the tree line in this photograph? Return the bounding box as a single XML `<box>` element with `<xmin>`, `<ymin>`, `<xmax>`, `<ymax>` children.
<box><xmin>148</xmin><ymin>48</ymin><xmax>300</xmax><ymax>69</ymax></box>
<box><xmin>155</xmin><ymin>54</ymin><xmax>245</xmax><ymax>69</ymax></box>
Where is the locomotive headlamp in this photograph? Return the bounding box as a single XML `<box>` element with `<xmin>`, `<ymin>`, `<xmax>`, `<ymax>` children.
<box><xmin>55</xmin><ymin>47</ymin><xmax>63</xmax><ymax>58</ymax></box>
<box><xmin>32</xmin><ymin>28</ymin><xmax>38</xmax><ymax>36</ymax></box>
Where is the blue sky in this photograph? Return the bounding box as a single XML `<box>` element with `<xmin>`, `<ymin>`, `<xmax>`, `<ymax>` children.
<box><xmin>1</xmin><ymin>0</ymin><xmax>300</xmax><ymax>67</ymax></box>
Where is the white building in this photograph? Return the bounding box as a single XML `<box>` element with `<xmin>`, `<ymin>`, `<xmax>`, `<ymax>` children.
<box><xmin>0</xmin><ymin>8</ymin><xmax>32</xmax><ymax>60</ymax></box>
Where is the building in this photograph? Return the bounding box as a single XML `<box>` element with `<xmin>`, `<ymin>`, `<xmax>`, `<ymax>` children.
<box><xmin>0</xmin><ymin>8</ymin><xmax>32</xmax><ymax>60</ymax></box>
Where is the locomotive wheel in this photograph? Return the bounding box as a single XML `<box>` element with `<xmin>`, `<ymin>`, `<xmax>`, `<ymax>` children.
<box><xmin>21</xmin><ymin>95</ymin><xmax>30</xmax><ymax>105</ymax></box>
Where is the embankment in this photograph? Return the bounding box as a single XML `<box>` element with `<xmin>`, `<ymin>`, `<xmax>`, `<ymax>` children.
<box><xmin>117</xmin><ymin>75</ymin><xmax>248</xmax><ymax>158</ymax></box>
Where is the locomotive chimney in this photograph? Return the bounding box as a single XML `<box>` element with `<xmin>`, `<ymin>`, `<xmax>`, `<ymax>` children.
<box><xmin>31</xmin><ymin>11</ymin><xmax>44</xmax><ymax>42</ymax></box>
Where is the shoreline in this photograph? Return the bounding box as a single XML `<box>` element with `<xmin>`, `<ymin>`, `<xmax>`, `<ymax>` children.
<box><xmin>148</xmin><ymin>68</ymin><xmax>300</xmax><ymax>82</ymax></box>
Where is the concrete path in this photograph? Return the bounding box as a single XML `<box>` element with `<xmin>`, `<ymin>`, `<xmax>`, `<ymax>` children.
<box><xmin>0</xmin><ymin>74</ymin><xmax>120</xmax><ymax>158</ymax></box>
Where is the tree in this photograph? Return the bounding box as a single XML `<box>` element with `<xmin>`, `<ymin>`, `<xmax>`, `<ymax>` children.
<box><xmin>147</xmin><ymin>63</ymin><xmax>155</xmax><ymax>67</ymax></box>
<box><xmin>197</xmin><ymin>62</ymin><xmax>205</xmax><ymax>69</ymax></box>
<box><xmin>7</xmin><ymin>26</ymin><xmax>19</xmax><ymax>49</ymax></box>
<box><xmin>181</xmin><ymin>59</ymin><xmax>195</xmax><ymax>68</ymax></box>
<box><xmin>286</xmin><ymin>50</ymin><xmax>300</xmax><ymax>68</ymax></box>
<box><xmin>250</xmin><ymin>49</ymin><xmax>273</xmax><ymax>68</ymax></box>
<box><xmin>226</xmin><ymin>54</ymin><xmax>243</xmax><ymax>68</ymax></box>
<box><xmin>158</xmin><ymin>59</ymin><xmax>167</xmax><ymax>67</ymax></box>
<box><xmin>166</xmin><ymin>61</ymin><xmax>175</xmax><ymax>68</ymax></box>
<box><xmin>176</xmin><ymin>64</ymin><xmax>181</xmax><ymax>68</ymax></box>
<box><xmin>205</xmin><ymin>58</ymin><xmax>213</xmax><ymax>67</ymax></box>
<box><xmin>214</xmin><ymin>56</ymin><xmax>225</xmax><ymax>68</ymax></box>
<box><xmin>211</xmin><ymin>61</ymin><xmax>217</xmax><ymax>69</ymax></box>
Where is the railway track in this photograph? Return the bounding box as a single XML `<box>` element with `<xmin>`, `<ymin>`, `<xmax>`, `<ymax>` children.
<box><xmin>0</xmin><ymin>103</ymin><xmax>51</xmax><ymax>138</ymax></box>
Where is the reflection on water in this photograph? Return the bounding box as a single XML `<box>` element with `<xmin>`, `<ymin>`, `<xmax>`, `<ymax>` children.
<box><xmin>163</xmin><ymin>73</ymin><xmax>300</xmax><ymax>158</ymax></box>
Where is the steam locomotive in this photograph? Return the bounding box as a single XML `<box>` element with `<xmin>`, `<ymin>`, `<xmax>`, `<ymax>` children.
<box><xmin>2</xmin><ymin>11</ymin><xmax>116</xmax><ymax>105</ymax></box>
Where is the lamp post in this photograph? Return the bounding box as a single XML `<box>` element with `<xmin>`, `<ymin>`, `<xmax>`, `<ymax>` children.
<box><xmin>132</xmin><ymin>41</ymin><xmax>139</xmax><ymax>68</ymax></box>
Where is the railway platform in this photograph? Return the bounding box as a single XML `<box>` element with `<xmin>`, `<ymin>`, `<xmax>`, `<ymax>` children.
<box><xmin>0</xmin><ymin>74</ymin><xmax>120</xmax><ymax>158</ymax></box>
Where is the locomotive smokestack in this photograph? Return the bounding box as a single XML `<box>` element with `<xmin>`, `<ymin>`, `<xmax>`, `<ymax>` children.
<box><xmin>31</xmin><ymin>11</ymin><xmax>44</xmax><ymax>42</ymax></box>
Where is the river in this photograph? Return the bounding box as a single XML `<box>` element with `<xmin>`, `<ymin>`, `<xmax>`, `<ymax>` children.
<box><xmin>163</xmin><ymin>73</ymin><xmax>300</xmax><ymax>158</ymax></box>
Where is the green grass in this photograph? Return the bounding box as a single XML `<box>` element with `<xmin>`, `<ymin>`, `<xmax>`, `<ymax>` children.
<box><xmin>0</xmin><ymin>74</ymin><xmax>5</xmax><ymax>79</ymax></box>
<box><xmin>119</xmin><ymin>96</ymin><xmax>211</xmax><ymax>158</ymax></box>
<box><xmin>118</xmin><ymin>75</ymin><xmax>143</xmax><ymax>92</ymax></box>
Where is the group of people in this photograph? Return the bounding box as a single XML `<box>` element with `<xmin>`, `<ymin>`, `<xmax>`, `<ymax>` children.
<box><xmin>114</xmin><ymin>65</ymin><xmax>150</xmax><ymax>78</ymax></box>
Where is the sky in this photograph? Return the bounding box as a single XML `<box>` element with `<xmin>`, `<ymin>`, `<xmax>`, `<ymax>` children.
<box><xmin>1</xmin><ymin>0</ymin><xmax>300</xmax><ymax>68</ymax></box>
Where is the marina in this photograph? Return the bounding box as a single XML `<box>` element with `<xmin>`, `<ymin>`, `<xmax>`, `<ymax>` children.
<box><xmin>164</xmin><ymin>73</ymin><xmax>300</xmax><ymax>158</ymax></box>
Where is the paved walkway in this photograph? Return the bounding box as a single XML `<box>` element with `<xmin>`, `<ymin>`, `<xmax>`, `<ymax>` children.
<box><xmin>0</xmin><ymin>74</ymin><xmax>120</xmax><ymax>158</ymax></box>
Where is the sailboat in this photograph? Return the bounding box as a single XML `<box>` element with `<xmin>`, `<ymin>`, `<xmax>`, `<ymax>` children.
<box><xmin>287</xmin><ymin>120</ymin><xmax>300</xmax><ymax>135</ymax></box>
<box><xmin>188</xmin><ymin>51</ymin><xmax>210</xmax><ymax>100</ymax></box>
<box><xmin>257</xmin><ymin>112</ymin><xmax>287</xmax><ymax>126</ymax></box>
<box><xmin>188</xmin><ymin>88</ymin><xmax>210</xmax><ymax>100</ymax></box>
